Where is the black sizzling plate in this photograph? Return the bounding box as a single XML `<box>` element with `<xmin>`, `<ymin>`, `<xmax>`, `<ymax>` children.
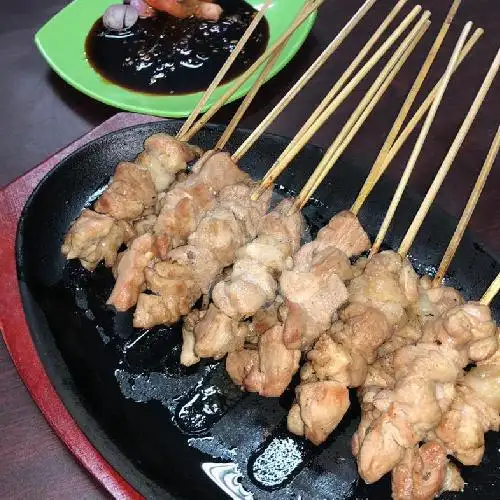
<box><xmin>17</xmin><ymin>121</ymin><xmax>500</xmax><ymax>499</ymax></box>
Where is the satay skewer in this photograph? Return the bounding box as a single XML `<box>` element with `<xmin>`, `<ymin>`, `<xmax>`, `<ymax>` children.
<box><xmin>433</xmin><ymin>126</ymin><xmax>500</xmax><ymax>285</ymax></box>
<box><xmin>351</xmin><ymin>29</ymin><xmax>484</xmax><ymax>214</ymax></box>
<box><xmin>180</xmin><ymin>0</ymin><xmax>326</xmax><ymax>142</ymax></box>
<box><xmin>481</xmin><ymin>272</ymin><xmax>500</xmax><ymax>305</ymax></box>
<box><xmin>369</xmin><ymin>21</ymin><xmax>475</xmax><ymax>256</ymax></box>
<box><xmin>351</xmin><ymin>0</ymin><xmax>463</xmax><ymax>215</ymax></box>
<box><xmin>398</xmin><ymin>47</ymin><xmax>500</xmax><ymax>257</ymax></box>
<box><xmin>253</xmin><ymin>6</ymin><xmax>427</xmax><ymax>199</ymax></box>
<box><xmin>175</xmin><ymin>0</ymin><xmax>274</xmax><ymax>140</ymax></box>
<box><xmin>291</xmin><ymin>19</ymin><xmax>430</xmax><ymax>212</ymax></box>
<box><xmin>232</xmin><ymin>0</ymin><xmax>400</xmax><ymax>162</ymax></box>
<box><xmin>215</xmin><ymin>40</ymin><xmax>290</xmax><ymax>151</ymax></box>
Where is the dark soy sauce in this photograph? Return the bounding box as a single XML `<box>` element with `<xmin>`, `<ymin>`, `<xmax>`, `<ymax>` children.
<box><xmin>85</xmin><ymin>0</ymin><xmax>269</xmax><ymax>95</ymax></box>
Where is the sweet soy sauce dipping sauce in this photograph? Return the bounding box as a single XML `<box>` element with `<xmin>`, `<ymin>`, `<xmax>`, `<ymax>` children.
<box><xmin>85</xmin><ymin>0</ymin><xmax>270</xmax><ymax>95</ymax></box>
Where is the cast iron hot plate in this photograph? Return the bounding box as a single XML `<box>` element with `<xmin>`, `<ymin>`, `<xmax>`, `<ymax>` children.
<box><xmin>16</xmin><ymin>121</ymin><xmax>500</xmax><ymax>499</ymax></box>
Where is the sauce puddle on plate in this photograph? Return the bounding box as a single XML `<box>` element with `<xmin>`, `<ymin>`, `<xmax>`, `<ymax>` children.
<box><xmin>85</xmin><ymin>0</ymin><xmax>269</xmax><ymax>95</ymax></box>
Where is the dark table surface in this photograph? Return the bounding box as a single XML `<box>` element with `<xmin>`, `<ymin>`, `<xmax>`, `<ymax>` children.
<box><xmin>1</xmin><ymin>0</ymin><xmax>499</xmax><ymax>498</ymax></box>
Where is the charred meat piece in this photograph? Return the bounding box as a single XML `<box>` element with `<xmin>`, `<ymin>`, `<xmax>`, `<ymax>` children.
<box><xmin>349</xmin><ymin>250</ymin><xmax>419</xmax><ymax>329</ymax></box>
<box><xmin>391</xmin><ymin>442</ymin><xmax>463</xmax><ymax>500</ymax></box>
<box><xmin>61</xmin><ymin>209</ymin><xmax>131</xmax><ymax>271</ymax></box>
<box><xmin>136</xmin><ymin>133</ymin><xmax>202</xmax><ymax>192</ymax></box>
<box><xmin>107</xmin><ymin>233</ymin><xmax>156</xmax><ymax>311</ymax></box>
<box><xmin>226</xmin><ymin>325</ymin><xmax>300</xmax><ymax>397</ymax></box>
<box><xmin>288</xmin><ymin>381</ymin><xmax>350</xmax><ymax>445</ymax></box>
<box><xmin>95</xmin><ymin>162</ymin><xmax>157</xmax><ymax>220</ymax></box>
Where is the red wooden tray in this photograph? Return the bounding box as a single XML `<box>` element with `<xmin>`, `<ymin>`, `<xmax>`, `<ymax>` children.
<box><xmin>0</xmin><ymin>113</ymin><xmax>164</xmax><ymax>500</ymax></box>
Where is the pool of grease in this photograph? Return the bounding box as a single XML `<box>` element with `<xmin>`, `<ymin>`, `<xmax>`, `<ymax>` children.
<box><xmin>85</xmin><ymin>0</ymin><xmax>269</xmax><ymax>95</ymax></box>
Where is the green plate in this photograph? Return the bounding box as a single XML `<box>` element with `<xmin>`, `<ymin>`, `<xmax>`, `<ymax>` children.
<box><xmin>35</xmin><ymin>0</ymin><xmax>316</xmax><ymax>117</ymax></box>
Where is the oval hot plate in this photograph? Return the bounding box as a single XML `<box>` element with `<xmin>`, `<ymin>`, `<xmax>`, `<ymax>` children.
<box><xmin>16</xmin><ymin>121</ymin><xmax>500</xmax><ymax>499</ymax></box>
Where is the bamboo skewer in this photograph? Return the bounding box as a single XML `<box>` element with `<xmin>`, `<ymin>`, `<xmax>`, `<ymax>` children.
<box><xmin>351</xmin><ymin>29</ymin><xmax>484</xmax><ymax>213</ymax></box>
<box><xmin>253</xmin><ymin>6</ymin><xmax>427</xmax><ymax>199</ymax></box>
<box><xmin>254</xmin><ymin>0</ymin><xmax>414</xmax><ymax>184</ymax></box>
<box><xmin>351</xmin><ymin>0</ymin><xmax>463</xmax><ymax>215</ymax></box>
<box><xmin>481</xmin><ymin>272</ymin><xmax>500</xmax><ymax>306</ymax></box>
<box><xmin>433</xmin><ymin>126</ymin><xmax>500</xmax><ymax>285</ymax></box>
<box><xmin>180</xmin><ymin>0</ymin><xmax>325</xmax><ymax>142</ymax></box>
<box><xmin>398</xmin><ymin>47</ymin><xmax>500</xmax><ymax>257</ymax></box>
<box><xmin>370</xmin><ymin>22</ymin><xmax>473</xmax><ymax>256</ymax></box>
<box><xmin>232</xmin><ymin>0</ymin><xmax>397</xmax><ymax>162</ymax></box>
<box><xmin>370</xmin><ymin>23</ymin><xmax>473</xmax><ymax>256</ymax></box>
<box><xmin>291</xmin><ymin>20</ymin><xmax>430</xmax><ymax>212</ymax></box>
<box><xmin>215</xmin><ymin>0</ymin><xmax>313</xmax><ymax>151</ymax></box>
<box><xmin>215</xmin><ymin>40</ymin><xmax>289</xmax><ymax>151</ymax></box>
<box><xmin>253</xmin><ymin>0</ymin><xmax>413</xmax><ymax>188</ymax></box>
<box><xmin>176</xmin><ymin>0</ymin><xmax>274</xmax><ymax>140</ymax></box>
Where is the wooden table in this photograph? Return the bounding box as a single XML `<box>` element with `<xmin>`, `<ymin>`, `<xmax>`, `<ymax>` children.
<box><xmin>1</xmin><ymin>0</ymin><xmax>499</xmax><ymax>498</ymax></box>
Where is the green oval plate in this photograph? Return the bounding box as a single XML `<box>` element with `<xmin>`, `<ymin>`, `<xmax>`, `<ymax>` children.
<box><xmin>35</xmin><ymin>0</ymin><xmax>316</xmax><ymax>117</ymax></box>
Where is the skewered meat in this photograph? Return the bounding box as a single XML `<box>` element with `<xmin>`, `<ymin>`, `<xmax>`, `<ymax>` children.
<box><xmin>280</xmin><ymin>258</ymin><xmax>348</xmax><ymax>350</ymax></box>
<box><xmin>226</xmin><ymin>325</ymin><xmax>301</xmax><ymax>397</ymax></box>
<box><xmin>136</xmin><ymin>133</ymin><xmax>202</xmax><ymax>192</ymax></box>
<box><xmin>411</xmin><ymin>275</ymin><xmax>464</xmax><ymax>323</ymax></box>
<box><xmin>377</xmin><ymin>314</ymin><xmax>422</xmax><ymax>358</ymax></box>
<box><xmin>63</xmin><ymin>134</ymin><xmax>199</xmax><ymax>269</ymax></box>
<box><xmin>354</xmin><ymin>344</ymin><xmax>463</xmax><ymax>484</ymax></box>
<box><xmin>288</xmin><ymin>304</ymin><xmax>391</xmax><ymax>444</ymax></box>
<box><xmin>134</xmin><ymin>261</ymin><xmax>200</xmax><ymax>327</ymax></box>
<box><xmin>61</xmin><ymin>209</ymin><xmax>132</xmax><ymax>271</ymax></box>
<box><xmin>95</xmin><ymin>161</ymin><xmax>157</xmax><ymax>220</ymax></box>
<box><xmin>109</xmin><ymin>154</ymin><xmax>252</xmax><ymax>312</ymax></box>
<box><xmin>430</xmin><ymin>329</ymin><xmax>500</xmax><ymax>465</ymax></box>
<box><xmin>316</xmin><ymin>210</ymin><xmax>371</xmax><ymax>257</ymax></box>
<box><xmin>391</xmin><ymin>442</ymin><xmax>463</xmax><ymax>500</ymax></box>
<box><xmin>246</xmin><ymin>301</ymin><xmax>281</xmax><ymax>344</ymax></box>
<box><xmin>134</xmin><ymin>182</ymin><xmax>272</xmax><ymax>328</ymax></box>
<box><xmin>133</xmin><ymin>214</ymin><xmax>157</xmax><ymax>237</ymax></box>
<box><xmin>154</xmin><ymin>152</ymin><xmax>249</xmax><ymax>258</ymax></box>
<box><xmin>353</xmin><ymin>302</ymin><xmax>497</xmax><ymax>484</ymax></box>
<box><xmin>431</xmin><ymin>384</ymin><xmax>500</xmax><ymax>466</ymax></box>
<box><xmin>185</xmin><ymin>304</ymin><xmax>247</xmax><ymax>362</ymax></box>
<box><xmin>178</xmin><ymin>198</ymin><xmax>302</xmax><ymax>365</ymax></box>
<box><xmin>154</xmin><ymin>182</ymin><xmax>216</xmax><ymax>257</ymax></box>
<box><xmin>107</xmin><ymin>233</ymin><xmax>156</xmax><ymax>311</ymax></box>
<box><xmin>287</xmin><ymin>381</ymin><xmax>350</xmax><ymax>445</ymax></box>
<box><xmin>212</xmin><ymin>198</ymin><xmax>304</xmax><ymax>319</ymax></box>
<box><xmin>181</xmin><ymin>298</ymin><xmax>281</xmax><ymax>367</ymax></box>
<box><xmin>421</xmin><ymin>302</ymin><xmax>498</xmax><ymax>362</ymax></box>
<box><xmin>280</xmin><ymin>210</ymin><xmax>371</xmax><ymax>351</ymax></box>
<box><xmin>348</xmin><ymin>250</ymin><xmax>419</xmax><ymax>329</ymax></box>
<box><xmin>378</xmin><ymin>276</ymin><xmax>464</xmax><ymax>358</ymax></box>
